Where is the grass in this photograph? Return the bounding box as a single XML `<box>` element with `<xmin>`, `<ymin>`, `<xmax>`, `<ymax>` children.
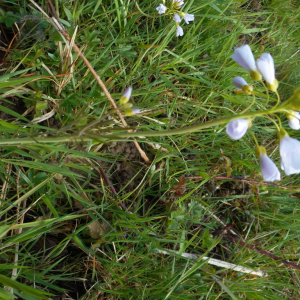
<box><xmin>1</xmin><ymin>0</ymin><xmax>300</xmax><ymax>299</ymax></box>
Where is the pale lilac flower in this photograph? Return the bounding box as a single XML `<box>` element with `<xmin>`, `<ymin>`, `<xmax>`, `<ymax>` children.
<box><xmin>280</xmin><ymin>135</ymin><xmax>300</xmax><ymax>175</ymax></box>
<box><xmin>156</xmin><ymin>4</ymin><xmax>167</xmax><ymax>14</ymax></box>
<box><xmin>174</xmin><ymin>14</ymin><xmax>181</xmax><ymax>23</ymax></box>
<box><xmin>182</xmin><ymin>13</ymin><xmax>194</xmax><ymax>24</ymax></box>
<box><xmin>259</xmin><ymin>153</ymin><xmax>281</xmax><ymax>182</ymax></box>
<box><xmin>132</xmin><ymin>108</ymin><xmax>140</xmax><ymax>114</ymax></box>
<box><xmin>256</xmin><ymin>53</ymin><xmax>278</xmax><ymax>91</ymax></box>
<box><xmin>232</xmin><ymin>77</ymin><xmax>248</xmax><ymax>90</ymax></box>
<box><xmin>288</xmin><ymin>111</ymin><xmax>300</xmax><ymax>130</ymax></box>
<box><xmin>176</xmin><ymin>25</ymin><xmax>184</xmax><ymax>37</ymax></box>
<box><xmin>226</xmin><ymin>119</ymin><xmax>249</xmax><ymax>140</ymax></box>
<box><xmin>232</xmin><ymin>45</ymin><xmax>262</xmax><ymax>80</ymax></box>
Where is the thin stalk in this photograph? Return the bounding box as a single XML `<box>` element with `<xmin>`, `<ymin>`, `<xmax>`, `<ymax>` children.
<box><xmin>260</xmin><ymin>80</ymin><xmax>270</xmax><ymax>106</ymax></box>
<box><xmin>274</xmin><ymin>91</ymin><xmax>281</xmax><ymax>108</ymax></box>
<box><xmin>240</xmin><ymin>93</ymin><xmax>256</xmax><ymax>114</ymax></box>
<box><xmin>264</xmin><ymin>115</ymin><xmax>281</xmax><ymax>131</ymax></box>
<box><xmin>249</xmin><ymin>131</ymin><xmax>259</xmax><ymax>147</ymax></box>
<box><xmin>0</xmin><ymin>107</ymin><xmax>289</xmax><ymax>146</ymax></box>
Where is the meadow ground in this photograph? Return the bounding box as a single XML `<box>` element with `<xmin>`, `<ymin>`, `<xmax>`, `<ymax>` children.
<box><xmin>0</xmin><ymin>0</ymin><xmax>300</xmax><ymax>299</ymax></box>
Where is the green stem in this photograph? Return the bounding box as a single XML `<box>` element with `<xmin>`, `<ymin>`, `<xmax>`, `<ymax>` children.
<box><xmin>249</xmin><ymin>131</ymin><xmax>259</xmax><ymax>147</ymax></box>
<box><xmin>134</xmin><ymin>0</ymin><xmax>157</xmax><ymax>18</ymax></box>
<box><xmin>0</xmin><ymin>107</ymin><xmax>289</xmax><ymax>146</ymax></box>
<box><xmin>260</xmin><ymin>80</ymin><xmax>269</xmax><ymax>106</ymax></box>
<box><xmin>274</xmin><ymin>91</ymin><xmax>281</xmax><ymax>108</ymax></box>
<box><xmin>264</xmin><ymin>115</ymin><xmax>280</xmax><ymax>131</ymax></box>
<box><xmin>240</xmin><ymin>93</ymin><xmax>256</xmax><ymax>114</ymax></box>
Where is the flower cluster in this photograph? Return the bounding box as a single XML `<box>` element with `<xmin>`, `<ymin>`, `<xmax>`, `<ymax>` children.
<box><xmin>119</xmin><ymin>87</ymin><xmax>140</xmax><ymax>116</ymax></box>
<box><xmin>226</xmin><ymin>45</ymin><xmax>300</xmax><ymax>182</ymax></box>
<box><xmin>156</xmin><ymin>1</ymin><xmax>194</xmax><ymax>37</ymax></box>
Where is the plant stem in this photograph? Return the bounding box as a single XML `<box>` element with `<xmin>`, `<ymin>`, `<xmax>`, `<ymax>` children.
<box><xmin>0</xmin><ymin>107</ymin><xmax>289</xmax><ymax>146</ymax></box>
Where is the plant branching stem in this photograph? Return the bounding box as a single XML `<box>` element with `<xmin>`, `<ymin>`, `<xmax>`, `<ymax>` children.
<box><xmin>0</xmin><ymin>106</ymin><xmax>289</xmax><ymax>146</ymax></box>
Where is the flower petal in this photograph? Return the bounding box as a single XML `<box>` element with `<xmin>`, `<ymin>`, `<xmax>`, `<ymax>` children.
<box><xmin>174</xmin><ymin>14</ymin><xmax>181</xmax><ymax>23</ymax></box>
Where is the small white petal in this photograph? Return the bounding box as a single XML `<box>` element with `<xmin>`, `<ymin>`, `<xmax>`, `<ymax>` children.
<box><xmin>288</xmin><ymin>112</ymin><xmax>300</xmax><ymax>130</ymax></box>
<box><xmin>183</xmin><ymin>13</ymin><xmax>194</xmax><ymax>24</ymax></box>
<box><xmin>256</xmin><ymin>53</ymin><xmax>275</xmax><ymax>84</ymax></box>
<box><xmin>174</xmin><ymin>14</ymin><xmax>181</xmax><ymax>23</ymax></box>
<box><xmin>156</xmin><ymin>4</ymin><xmax>167</xmax><ymax>14</ymax></box>
<box><xmin>232</xmin><ymin>45</ymin><xmax>257</xmax><ymax>72</ymax></box>
<box><xmin>259</xmin><ymin>154</ymin><xmax>281</xmax><ymax>182</ymax></box>
<box><xmin>280</xmin><ymin>135</ymin><xmax>300</xmax><ymax>175</ymax></box>
<box><xmin>176</xmin><ymin>25</ymin><xmax>184</xmax><ymax>37</ymax></box>
<box><xmin>233</xmin><ymin>77</ymin><xmax>248</xmax><ymax>90</ymax></box>
<box><xmin>226</xmin><ymin>119</ymin><xmax>249</xmax><ymax>140</ymax></box>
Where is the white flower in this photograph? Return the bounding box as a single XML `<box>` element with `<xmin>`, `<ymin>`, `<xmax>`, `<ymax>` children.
<box><xmin>232</xmin><ymin>45</ymin><xmax>262</xmax><ymax>81</ymax></box>
<box><xmin>176</xmin><ymin>25</ymin><xmax>184</xmax><ymax>37</ymax></box>
<box><xmin>256</xmin><ymin>53</ymin><xmax>278</xmax><ymax>91</ymax></box>
<box><xmin>173</xmin><ymin>0</ymin><xmax>184</xmax><ymax>8</ymax></box>
<box><xmin>259</xmin><ymin>153</ymin><xmax>281</xmax><ymax>182</ymax></box>
<box><xmin>156</xmin><ymin>4</ymin><xmax>167</xmax><ymax>14</ymax></box>
<box><xmin>182</xmin><ymin>13</ymin><xmax>194</xmax><ymax>24</ymax></box>
<box><xmin>226</xmin><ymin>119</ymin><xmax>249</xmax><ymax>140</ymax></box>
<box><xmin>288</xmin><ymin>111</ymin><xmax>300</xmax><ymax>130</ymax></box>
<box><xmin>232</xmin><ymin>77</ymin><xmax>248</xmax><ymax>90</ymax></box>
<box><xmin>174</xmin><ymin>14</ymin><xmax>181</xmax><ymax>23</ymax></box>
<box><xmin>280</xmin><ymin>135</ymin><xmax>300</xmax><ymax>175</ymax></box>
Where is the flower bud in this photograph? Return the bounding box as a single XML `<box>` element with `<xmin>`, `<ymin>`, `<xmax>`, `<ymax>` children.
<box><xmin>256</xmin><ymin>53</ymin><xmax>278</xmax><ymax>92</ymax></box>
<box><xmin>172</xmin><ymin>0</ymin><xmax>184</xmax><ymax>9</ymax></box>
<box><xmin>287</xmin><ymin>111</ymin><xmax>300</xmax><ymax>130</ymax></box>
<box><xmin>119</xmin><ymin>87</ymin><xmax>132</xmax><ymax>105</ymax></box>
<box><xmin>279</xmin><ymin>131</ymin><xmax>300</xmax><ymax>175</ymax></box>
<box><xmin>124</xmin><ymin>108</ymin><xmax>140</xmax><ymax>116</ymax></box>
<box><xmin>232</xmin><ymin>77</ymin><xmax>253</xmax><ymax>95</ymax></box>
<box><xmin>226</xmin><ymin>119</ymin><xmax>250</xmax><ymax>140</ymax></box>
<box><xmin>232</xmin><ymin>45</ymin><xmax>262</xmax><ymax>81</ymax></box>
<box><xmin>256</xmin><ymin>146</ymin><xmax>280</xmax><ymax>182</ymax></box>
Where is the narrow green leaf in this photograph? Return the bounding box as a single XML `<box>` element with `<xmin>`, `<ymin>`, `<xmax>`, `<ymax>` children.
<box><xmin>0</xmin><ymin>275</ymin><xmax>53</xmax><ymax>299</ymax></box>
